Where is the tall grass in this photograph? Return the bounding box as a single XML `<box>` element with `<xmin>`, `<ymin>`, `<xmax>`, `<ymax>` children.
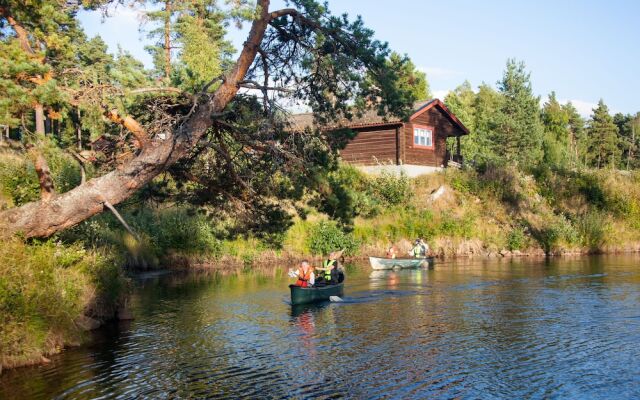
<box><xmin>0</xmin><ymin>238</ymin><xmax>127</xmax><ymax>369</ymax></box>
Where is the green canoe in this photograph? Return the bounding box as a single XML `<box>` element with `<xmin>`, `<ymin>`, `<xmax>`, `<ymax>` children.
<box><xmin>289</xmin><ymin>283</ymin><xmax>344</xmax><ymax>305</ymax></box>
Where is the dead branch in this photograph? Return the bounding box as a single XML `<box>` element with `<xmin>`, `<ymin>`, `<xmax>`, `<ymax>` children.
<box><xmin>104</xmin><ymin>109</ymin><xmax>150</xmax><ymax>149</ymax></box>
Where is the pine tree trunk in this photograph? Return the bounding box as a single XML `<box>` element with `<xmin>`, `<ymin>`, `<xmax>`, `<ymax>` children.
<box><xmin>164</xmin><ymin>0</ymin><xmax>172</xmax><ymax>80</ymax></box>
<box><xmin>35</xmin><ymin>104</ymin><xmax>45</xmax><ymax>135</ymax></box>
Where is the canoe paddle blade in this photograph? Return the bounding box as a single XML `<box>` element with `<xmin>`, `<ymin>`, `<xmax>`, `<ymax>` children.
<box><xmin>329</xmin><ymin>296</ymin><xmax>343</xmax><ymax>302</ymax></box>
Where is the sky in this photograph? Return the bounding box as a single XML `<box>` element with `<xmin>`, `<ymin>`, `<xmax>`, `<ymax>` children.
<box><xmin>78</xmin><ymin>0</ymin><xmax>640</xmax><ymax>117</ymax></box>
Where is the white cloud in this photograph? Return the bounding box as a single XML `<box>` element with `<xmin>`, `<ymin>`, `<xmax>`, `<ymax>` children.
<box><xmin>432</xmin><ymin>89</ymin><xmax>452</xmax><ymax>100</ymax></box>
<box><xmin>418</xmin><ymin>67</ymin><xmax>460</xmax><ymax>79</ymax></box>
<box><xmin>557</xmin><ymin>99</ymin><xmax>598</xmax><ymax>118</ymax></box>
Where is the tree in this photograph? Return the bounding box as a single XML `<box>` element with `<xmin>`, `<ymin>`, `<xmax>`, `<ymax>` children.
<box><xmin>142</xmin><ymin>0</ymin><xmax>174</xmax><ymax>81</ymax></box>
<box><xmin>562</xmin><ymin>101</ymin><xmax>585</xmax><ymax>167</ymax></box>
<box><xmin>471</xmin><ymin>82</ymin><xmax>503</xmax><ymax>163</ymax></box>
<box><xmin>541</xmin><ymin>91</ymin><xmax>570</xmax><ymax>168</ymax></box>
<box><xmin>613</xmin><ymin>112</ymin><xmax>640</xmax><ymax>169</ymax></box>
<box><xmin>385</xmin><ymin>52</ymin><xmax>430</xmax><ymax>102</ymax></box>
<box><xmin>493</xmin><ymin>59</ymin><xmax>544</xmax><ymax>166</ymax></box>
<box><xmin>0</xmin><ymin>0</ymin><xmax>415</xmax><ymax>238</ymax></box>
<box><xmin>587</xmin><ymin>100</ymin><xmax>620</xmax><ymax>169</ymax></box>
<box><xmin>445</xmin><ymin>81</ymin><xmax>475</xmax><ymax>131</ymax></box>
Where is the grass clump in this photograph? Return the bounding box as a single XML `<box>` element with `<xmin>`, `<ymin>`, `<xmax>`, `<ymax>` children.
<box><xmin>0</xmin><ymin>238</ymin><xmax>127</xmax><ymax>369</ymax></box>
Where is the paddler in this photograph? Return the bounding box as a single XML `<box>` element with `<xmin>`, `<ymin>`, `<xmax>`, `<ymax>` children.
<box><xmin>386</xmin><ymin>244</ymin><xmax>397</xmax><ymax>259</ymax></box>
<box><xmin>291</xmin><ymin>260</ymin><xmax>315</xmax><ymax>287</ymax></box>
<box><xmin>317</xmin><ymin>251</ymin><xmax>344</xmax><ymax>285</ymax></box>
<box><xmin>410</xmin><ymin>238</ymin><xmax>427</xmax><ymax>258</ymax></box>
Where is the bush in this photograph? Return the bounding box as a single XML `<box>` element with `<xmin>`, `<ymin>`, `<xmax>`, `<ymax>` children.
<box><xmin>507</xmin><ymin>226</ymin><xmax>526</xmax><ymax>251</ymax></box>
<box><xmin>369</xmin><ymin>170</ymin><xmax>413</xmax><ymax>206</ymax></box>
<box><xmin>316</xmin><ymin>166</ymin><xmax>413</xmax><ymax>224</ymax></box>
<box><xmin>0</xmin><ymin>145</ymin><xmax>82</xmax><ymax>208</ymax></box>
<box><xmin>307</xmin><ymin>220</ymin><xmax>359</xmax><ymax>256</ymax></box>
<box><xmin>531</xmin><ymin>215</ymin><xmax>578</xmax><ymax>253</ymax></box>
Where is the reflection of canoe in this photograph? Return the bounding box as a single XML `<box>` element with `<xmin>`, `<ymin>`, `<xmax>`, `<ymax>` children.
<box><xmin>369</xmin><ymin>256</ymin><xmax>434</xmax><ymax>270</ymax></box>
<box><xmin>289</xmin><ymin>283</ymin><xmax>344</xmax><ymax>305</ymax></box>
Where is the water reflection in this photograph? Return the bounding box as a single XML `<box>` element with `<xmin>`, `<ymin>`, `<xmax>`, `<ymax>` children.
<box><xmin>1</xmin><ymin>255</ymin><xmax>640</xmax><ymax>399</ymax></box>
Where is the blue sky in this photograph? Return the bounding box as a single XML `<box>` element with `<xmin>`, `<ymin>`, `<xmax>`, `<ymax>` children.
<box><xmin>79</xmin><ymin>0</ymin><xmax>640</xmax><ymax>117</ymax></box>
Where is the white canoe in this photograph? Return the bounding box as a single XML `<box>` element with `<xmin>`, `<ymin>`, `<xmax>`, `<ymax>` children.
<box><xmin>369</xmin><ymin>256</ymin><xmax>433</xmax><ymax>270</ymax></box>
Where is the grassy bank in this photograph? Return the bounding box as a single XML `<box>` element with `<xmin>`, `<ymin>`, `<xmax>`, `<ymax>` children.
<box><xmin>2</xmin><ymin>145</ymin><xmax>640</xmax><ymax>370</ymax></box>
<box><xmin>63</xmin><ymin>164</ymin><xmax>640</xmax><ymax>267</ymax></box>
<box><xmin>0</xmin><ymin>238</ymin><xmax>127</xmax><ymax>371</ymax></box>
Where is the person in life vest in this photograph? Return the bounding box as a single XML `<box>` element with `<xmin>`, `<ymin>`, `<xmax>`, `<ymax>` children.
<box><xmin>317</xmin><ymin>251</ymin><xmax>344</xmax><ymax>285</ymax></box>
<box><xmin>293</xmin><ymin>260</ymin><xmax>315</xmax><ymax>287</ymax></box>
<box><xmin>386</xmin><ymin>245</ymin><xmax>397</xmax><ymax>259</ymax></box>
<box><xmin>410</xmin><ymin>239</ymin><xmax>428</xmax><ymax>258</ymax></box>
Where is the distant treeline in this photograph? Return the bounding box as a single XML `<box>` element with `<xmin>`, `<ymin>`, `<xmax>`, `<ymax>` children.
<box><xmin>444</xmin><ymin>60</ymin><xmax>639</xmax><ymax>171</ymax></box>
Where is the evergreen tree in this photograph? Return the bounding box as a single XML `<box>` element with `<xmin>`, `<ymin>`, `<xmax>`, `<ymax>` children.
<box><xmin>472</xmin><ymin>82</ymin><xmax>503</xmax><ymax>163</ymax></box>
<box><xmin>385</xmin><ymin>53</ymin><xmax>431</xmax><ymax>102</ymax></box>
<box><xmin>493</xmin><ymin>59</ymin><xmax>544</xmax><ymax>166</ymax></box>
<box><xmin>142</xmin><ymin>0</ymin><xmax>175</xmax><ymax>81</ymax></box>
<box><xmin>587</xmin><ymin>100</ymin><xmax>620</xmax><ymax>169</ymax></box>
<box><xmin>445</xmin><ymin>80</ymin><xmax>475</xmax><ymax>131</ymax></box>
<box><xmin>563</xmin><ymin>101</ymin><xmax>585</xmax><ymax>167</ymax></box>
<box><xmin>173</xmin><ymin>0</ymin><xmax>233</xmax><ymax>90</ymax></box>
<box><xmin>141</xmin><ymin>0</ymin><xmax>232</xmax><ymax>89</ymax></box>
<box><xmin>541</xmin><ymin>91</ymin><xmax>570</xmax><ymax>168</ymax></box>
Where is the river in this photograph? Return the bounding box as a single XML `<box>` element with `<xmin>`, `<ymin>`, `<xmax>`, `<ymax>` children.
<box><xmin>1</xmin><ymin>255</ymin><xmax>639</xmax><ymax>399</ymax></box>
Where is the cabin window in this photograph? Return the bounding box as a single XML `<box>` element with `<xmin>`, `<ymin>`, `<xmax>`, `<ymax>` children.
<box><xmin>413</xmin><ymin>126</ymin><xmax>434</xmax><ymax>148</ymax></box>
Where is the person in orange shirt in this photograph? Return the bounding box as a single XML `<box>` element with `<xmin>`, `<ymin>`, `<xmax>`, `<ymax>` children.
<box><xmin>293</xmin><ymin>260</ymin><xmax>315</xmax><ymax>288</ymax></box>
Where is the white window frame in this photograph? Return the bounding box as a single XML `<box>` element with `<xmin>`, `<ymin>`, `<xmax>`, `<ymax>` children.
<box><xmin>413</xmin><ymin>125</ymin><xmax>434</xmax><ymax>148</ymax></box>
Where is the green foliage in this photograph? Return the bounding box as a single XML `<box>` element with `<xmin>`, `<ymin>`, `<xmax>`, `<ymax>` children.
<box><xmin>574</xmin><ymin>211</ymin><xmax>610</xmax><ymax>249</ymax></box>
<box><xmin>0</xmin><ymin>238</ymin><xmax>126</xmax><ymax>367</ymax></box>
<box><xmin>315</xmin><ymin>166</ymin><xmax>412</xmax><ymax>224</ymax></box>
<box><xmin>384</xmin><ymin>52</ymin><xmax>431</xmax><ymax>102</ymax></box>
<box><xmin>65</xmin><ymin>206</ymin><xmax>223</xmax><ymax>267</ymax></box>
<box><xmin>541</xmin><ymin>92</ymin><xmax>572</xmax><ymax>168</ymax></box>
<box><xmin>0</xmin><ymin>145</ymin><xmax>82</xmax><ymax>208</ymax></box>
<box><xmin>493</xmin><ymin>59</ymin><xmax>544</xmax><ymax>166</ymax></box>
<box><xmin>307</xmin><ymin>220</ymin><xmax>359</xmax><ymax>256</ymax></box>
<box><xmin>507</xmin><ymin>226</ymin><xmax>526</xmax><ymax>251</ymax></box>
<box><xmin>371</xmin><ymin>170</ymin><xmax>413</xmax><ymax>206</ymax></box>
<box><xmin>530</xmin><ymin>215</ymin><xmax>578</xmax><ymax>253</ymax></box>
<box><xmin>587</xmin><ymin>100</ymin><xmax>621</xmax><ymax>169</ymax></box>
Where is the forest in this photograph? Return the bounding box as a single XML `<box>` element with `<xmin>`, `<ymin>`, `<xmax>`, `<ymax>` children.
<box><xmin>1</xmin><ymin>0</ymin><xmax>640</xmax><ymax>370</ymax></box>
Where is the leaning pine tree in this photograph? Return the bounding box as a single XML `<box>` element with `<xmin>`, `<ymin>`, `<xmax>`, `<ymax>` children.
<box><xmin>0</xmin><ymin>0</ymin><xmax>416</xmax><ymax>238</ymax></box>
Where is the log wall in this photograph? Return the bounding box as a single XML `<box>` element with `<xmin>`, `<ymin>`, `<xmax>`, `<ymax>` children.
<box><xmin>340</xmin><ymin>127</ymin><xmax>399</xmax><ymax>166</ymax></box>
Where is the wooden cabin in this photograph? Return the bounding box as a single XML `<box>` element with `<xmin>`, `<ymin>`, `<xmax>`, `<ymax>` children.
<box><xmin>291</xmin><ymin>99</ymin><xmax>469</xmax><ymax>176</ymax></box>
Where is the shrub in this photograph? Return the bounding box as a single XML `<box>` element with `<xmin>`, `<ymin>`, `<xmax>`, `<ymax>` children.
<box><xmin>531</xmin><ymin>215</ymin><xmax>578</xmax><ymax>253</ymax></box>
<box><xmin>369</xmin><ymin>170</ymin><xmax>413</xmax><ymax>206</ymax></box>
<box><xmin>0</xmin><ymin>145</ymin><xmax>82</xmax><ymax>208</ymax></box>
<box><xmin>307</xmin><ymin>220</ymin><xmax>359</xmax><ymax>256</ymax></box>
<box><xmin>507</xmin><ymin>226</ymin><xmax>526</xmax><ymax>251</ymax></box>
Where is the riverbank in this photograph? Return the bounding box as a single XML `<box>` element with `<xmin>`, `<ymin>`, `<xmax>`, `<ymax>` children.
<box><xmin>2</xmin><ymin>146</ymin><xmax>640</xmax><ymax>371</ymax></box>
<box><xmin>0</xmin><ymin>238</ymin><xmax>128</xmax><ymax>373</ymax></box>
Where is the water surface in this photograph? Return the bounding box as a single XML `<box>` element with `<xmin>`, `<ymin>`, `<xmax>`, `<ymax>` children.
<box><xmin>1</xmin><ymin>256</ymin><xmax>640</xmax><ymax>399</ymax></box>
